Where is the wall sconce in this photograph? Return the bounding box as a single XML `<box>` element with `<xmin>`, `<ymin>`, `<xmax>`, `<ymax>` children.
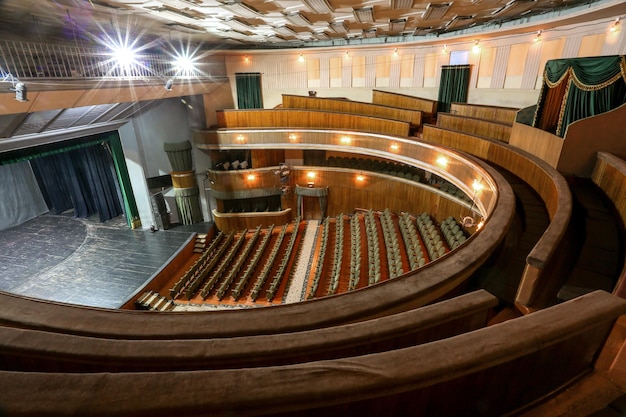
<box><xmin>393</xmin><ymin>48</ymin><xmax>399</xmax><ymax>58</ymax></box>
<box><xmin>288</xmin><ymin>133</ymin><xmax>298</xmax><ymax>142</ymax></box>
<box><xmin>244</xmin><ymin>54</ymin><xmax>250</xmax><ymax>63</ymax></box>
<box><xmin>247</xmin><ymin>174</ymin><xmax>256</xmax><ymax>181</ymax></box>
<box><xmin>306</xmin><ymin>171</ymin><xmax>316</xmax><ymax>187</ymax></box>
<box><xmin>442</xmin><ymin>44</ymin><xmax>448</xmax><ymax>54</ymax></box>
<box><xmin>236</xmin><ymin>134</ymin><xmax>246</xmax><ymax>143</ymax></box>
<box><xmin>340</xmin><ymin>136</ymin><xmax>352</xmax><ymax>145</ymax></box>
<box><xmin>164</xmin><ymin>79</ymin><xmax>173</xmax><ymax>91</ymax></box>
<box><xmin>611</xmin><ymin>17</ymin><xmax>621</xmax><ymax>32</ymax></box>
<box><xmin>390</xmin><ymin>143</ymin><xmax>399</xmax><ymax>152</ymax></box>
<box><xmin>533</xmin><ymin>30</ymin><xmax>542</xmax><ymax>42</ymax></box>
<box><xmin>472</xmin><ymin>40</ymin><xmax>481</xmax><ymax>54</ymax></box>
<box><xmin>298</xmin><ymin>53</ymin><xmax>305</xmax><ymax>63</ymax></box>
<box><xmin>356</xmin><ymin>174</ymin><xmax>365</xmax><ymax>183</ymax></box>
<box><xmin>436</xmin><ymin>156</ymin><xmax>448</xmax><ymax>168</ymax></box>
<box><xmin>344</xmin><ymin>50</ymin><xmax>350</xmax><ymax>58</ymax></box>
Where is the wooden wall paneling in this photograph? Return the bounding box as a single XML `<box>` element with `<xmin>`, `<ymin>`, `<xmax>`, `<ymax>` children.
<box><xmin>251</xmin><ymin>149</ymin><xmax>284</xmax><ymax>169</ymax></box>
<box><xmin>437</xmin><ymin>113</ymin><xmax>512</xmax><ymax>143</ymax></box>
<box><xmin>288</xmin><ymin>168</ymin><xmax>468</xmax><ymax>221</ymax></box>
<box><xmin>508</xmin><ymin>122</ymin><xmax>563</xmax><ymax>169</ymax></box>
<box><xmin>282</xmin><ymin>95</ymin><xmax>422</xmax><ymax>127</ymax></box>
<box><xmin>449</xmin><ymin>103</ymin><xmax>519</xmax><ymax>125</ymax></box>
<box><xmin>213</xmin><ymin>209</ymin><xmax>293</xmax><ymax>231</ymax></box>
<box><xmin>558</xmin><ymin>103</ymin><xmax>626</xmax><ymax>177</ymax></box>
<box><xmin>372</xmin><ymin>90</ymin><xmax>437</xmax><ymax>117</ymax></box>
<box><xmin>214</xmin><ymin>109</ymin><xmax>410</xmax><ymax>136</ymax></box>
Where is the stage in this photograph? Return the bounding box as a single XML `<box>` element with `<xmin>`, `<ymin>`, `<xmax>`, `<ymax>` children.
<box><xmin>0</xmin><ymin>213</ymin><xmax>211</xmax><ymax>309</ymax></box>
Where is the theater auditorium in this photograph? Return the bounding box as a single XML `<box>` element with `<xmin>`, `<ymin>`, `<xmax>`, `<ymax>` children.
<box><xmin>0</xmin><ymin>0</ymin><xmax>626</xmax><ymax>415</ymax></box>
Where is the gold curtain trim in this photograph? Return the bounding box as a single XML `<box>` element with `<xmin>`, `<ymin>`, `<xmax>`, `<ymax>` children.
<box><xmin>555</xmin><ymin>77</ymin><xmax>573</xmax><ymax>137</ymax></box>
<box><xmin>531</xmin><ymin>82</ymin><xmax>546</xmax><ymax>127</ymax></box>
<box><xmin>544</xmin><ymin>67</ymin><xmax>571</xmax><ymax>88</ymax></box>
<box><xmin>570</xmin><ymin>69</ymin><xmax>623</xmax><ymax>91</ymax></box>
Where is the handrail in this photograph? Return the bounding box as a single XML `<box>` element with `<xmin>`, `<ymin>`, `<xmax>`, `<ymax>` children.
<box><xmin>421</xmin><ymin>124</ymin><xmax>572</xmax><ymax>312</ymax></box>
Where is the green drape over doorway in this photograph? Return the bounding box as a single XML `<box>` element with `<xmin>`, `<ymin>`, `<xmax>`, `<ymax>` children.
<box><xmin>437</xmin><ymin>65</ymin><xmax>471</xmax><ymax>114</ymax></box>
<box><xmin>235</xmin><ymin>73</ymin><xmax>263</xmax><ymax>109</ymax></box>
<box><xmin>532</xmin><ymin>56</ymin><xmax>626</xmax><ymax>137</ymax></box>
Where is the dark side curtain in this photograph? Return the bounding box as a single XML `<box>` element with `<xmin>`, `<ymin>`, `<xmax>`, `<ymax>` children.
<box><xmin>437</xmin><ymin>65</ymin><xmax>471</xmax><ymax>114</ymax></box>
<box><xmin>533</xmin><ymin>56</ymin><xmax>626</xmax><ymax>137</ymax></box>
<box><xmin>31</xmin><ymin>144</ymin><xmax>123</xmax><ymax>222</ymax></box>
<box><xmin>236</xmin><ymin>73</ymin><xmax>263</xmax><ymax>109</ymax></box>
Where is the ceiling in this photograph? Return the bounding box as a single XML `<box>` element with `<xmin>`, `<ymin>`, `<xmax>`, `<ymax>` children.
<box><xmin>0</xmin><ymin>0</ymin><xmax>616</xmax><ymax>50</ymax></box>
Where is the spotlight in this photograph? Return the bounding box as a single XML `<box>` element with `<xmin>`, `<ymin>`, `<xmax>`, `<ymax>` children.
<box><xmin>164</xmin><ymin>79</ymin><xmax>173</xmax><ymax>91</ymax></box>
<box><xmin>173</xmin><ymin>56</ymin><xmax>196</xmax><ymax>75</ymax></box>
<box><xmin>13</xmin><ymin>82</ymin><xmax>27</xmax><ymax>102</ymax></box>
<box><xmin>112</xmin><ymin>45</ymin><xmax>138</xmax><ymax>70</ymax></box>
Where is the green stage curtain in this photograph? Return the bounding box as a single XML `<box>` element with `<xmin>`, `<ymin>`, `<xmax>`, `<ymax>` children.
<box><xmin>235</xmin><ymin>73</ymin><xmax>263</xmax><ymax>109</ymax></box>
<box><xmin>437</xmin><ymin>65</ymin><xmax>471</xmax><ymax>114</ymax></box>
<box><xmin>533</xmin><ymin>56</ymin><xmax>626</xmax><ymax>137</ymax></box>
<box><xmin>108</xmin><ymin>133</ymin><xmax>140</xmax><ymax>228</ymax></box>
<box><xmin>163</xmin><ymin>141</ymin><xmax>193</xmax><ymax>172</ymax></box>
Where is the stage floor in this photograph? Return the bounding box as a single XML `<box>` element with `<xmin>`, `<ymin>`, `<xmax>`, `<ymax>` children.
<box><xmin>0</xmin><ymin>213</ymin><xmax>212</xmax><ymax>309</ymax></box>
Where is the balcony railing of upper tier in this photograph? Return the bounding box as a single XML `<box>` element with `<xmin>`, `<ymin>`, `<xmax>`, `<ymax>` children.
<box><xmin>0</xmin><ymin>39</ymin><xmax>221</xmax><ymax>81</ymax></box>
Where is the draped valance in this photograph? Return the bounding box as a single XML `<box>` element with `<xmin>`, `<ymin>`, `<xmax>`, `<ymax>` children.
<box><xmin>533</xmin><ymin>56</ymin><xmax>626</xmax><ymax>137</ymax></box>
<box><xmin>163</xmin><ymin>140</ymin><xmax>193</xmax><ymax>172</ymax></box>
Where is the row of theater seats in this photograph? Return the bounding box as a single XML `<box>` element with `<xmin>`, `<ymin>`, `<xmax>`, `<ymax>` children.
<box><xmin>348</xmin><ymin>214</ymin><xmax>362</xmax><ymax>290</ymax></box>
<box><xmin>136</xmin><ymin>290</ymin><xmax>175</xmax><ymax>311</ymax></box>
<box><xmin>214</xmin><ymin>159</ymin><xmax>249</xmax><ymax>170</ymax></box>
<box><xmin>250</xmin><ymin>223</ymin><xmax>289</xmax><ymax>301</ymax></box>
<box><xmin>441</xmin><ymin>216</ymin><xmax>468</xmax><ymax>250</ymax></box>
<box><xmin>216</xmin><ymin>225</ymin><xmax>263</xmax><ymax>300</ymax></box>
<box><xmin>199</xmin><ymin>231</ymin><xmax>247</xmax><ymax>299</ymax></box>
<box><xmin>169</xmin><ymin>231</ymin><xmax>232</xmax><ymax>299</ymax></box>
<box><xmin>326</xmin><ymin>156</ymin><xmax>423</xmax><ymax>182</ymax></box>
<box><xmin>323</xmin><ymin>156</ymin><xmax>473</xmax><ymax>203</ymax></box>
<box><xmin>307</xmin><ymin>209</ymin><xmax>467</xmax><ymax>300</ymax></box>
<box><xmin>417</xmin><ymin>212</ymin><xmax>449</xmax><ymax>261</ymax></box>
<box><xmin>399</xmin><ymin>212</ymin><xmax>427</xmax><ymax>269</ymax></box>
<box><xmin>308</xmin><ymin>217</ymin><xmax>331</xmax><ymax>299</ymax></box>
<box><xmin>380</xmin><ymin>209</ymin><xmax>404</xmax><ymax>279</ymax></box>
<box><xmin>266</xmin><ymin>217</ymin><xmax>301</xmax><ymax>301</ymax></box>
<box><xmin>327</xmin><ymin>213</ymin><xmax>345</xmax><ymax>296</ymax></box>
<box><xmin>231</xmin><ymin>225</ymin><xmax>274</xmax><ymax>300</ymax></box>
<box><xmin>365</xmin><ymin>210</ymin><xmax>382</xmax><ymax>285</ymax></box>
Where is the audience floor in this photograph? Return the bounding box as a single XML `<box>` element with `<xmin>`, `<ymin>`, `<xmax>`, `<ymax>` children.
<box><xmin>0</xmin><ymin>212</ymin><xmax>212</xmax><ymax>309</ymax></box>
